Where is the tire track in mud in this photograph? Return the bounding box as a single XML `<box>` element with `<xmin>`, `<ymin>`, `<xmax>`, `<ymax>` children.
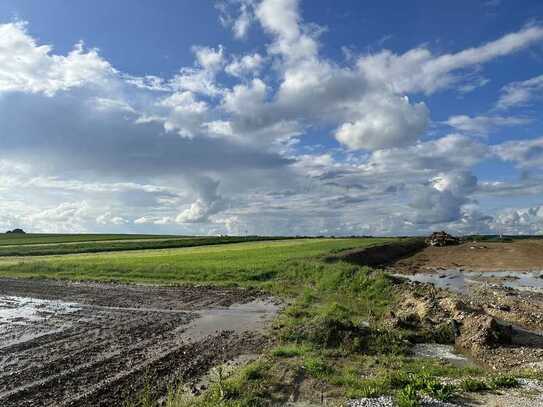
<box><xmin>0</xmin><ymin>278</ymin><xmax>277</xmax><ymax>407</ymax></box>
<box><xmin>0</xmin><ymin>311</ymin><xmax>194</xmax><ymax>393</ymax></box>
<box><xmin>0</xmin><ymin>278</ymin><xmax>262</xmax><ymax>310</ymax></box>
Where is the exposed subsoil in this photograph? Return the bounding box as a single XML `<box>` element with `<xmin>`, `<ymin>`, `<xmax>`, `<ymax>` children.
<box><xmin>326</xmin><ymin>239</ymin><xmax>426</xmax><ymax>267</ymax></box>
<box><xmin>390</xmin><ymin>240</ymin><xmax>543</xmax><ymax>372</ymax></box>
<box><xmin>394</xmin><ymin>240</ymin><xmax>543</xmax><ymax>273</ymax></box>
<box><xmin>0</xmin><ymin>278</ymin><xmax>278</xmax><ymax>407</ymax></box>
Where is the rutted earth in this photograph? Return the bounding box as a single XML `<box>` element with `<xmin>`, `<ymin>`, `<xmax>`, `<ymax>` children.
<box><xmin>384</xmin><ymin>239</ymin><xmax>543</xmax><ymax>406</ymax></box>
<box><xmin>0</xmin><ymin>278</ymin><xmax>279</xmax><ymax>407</ymax></box>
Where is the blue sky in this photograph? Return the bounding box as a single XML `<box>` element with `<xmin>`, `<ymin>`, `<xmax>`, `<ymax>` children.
<box><xmin>0</xmin><ymin>0</ymin><xmax>542</xmax><ymax>235</ymax></box>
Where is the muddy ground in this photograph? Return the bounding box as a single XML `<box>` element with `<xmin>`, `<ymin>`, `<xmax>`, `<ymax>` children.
<box><xmin>394</xmin><ymin>240</ymin><xmax>543</xmax><ymax>273</ymax></box>
<box><xmin>0</xmin><ymin>278</ymin><xmax>279</xmax><ymax>407</ymax></box>
<box><xmin>390</xmin><ymin>239</ymin><xmax>543</xmax><ymax>371</ymax></box>
<box><xmin>385</xmin><ymin>240</ymin><xmax>543</xmax><ymax>405</ymax></box>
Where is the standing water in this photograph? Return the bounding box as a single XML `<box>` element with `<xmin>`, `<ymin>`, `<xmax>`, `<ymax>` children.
<box><xmin>395</xmin><ymin>269</ymin><xmax>543</xmax><ymax>294</ymax></box>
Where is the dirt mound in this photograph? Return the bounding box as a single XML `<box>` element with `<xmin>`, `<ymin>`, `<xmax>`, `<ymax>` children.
<box><xmin>326</xmin><ymin>239</ymin><xmax>426</xmax><ymax>267</ymax></box>
<box><xmin>386</xmin><ymin>285</ymin><xmax>515</xmax><ymax>354</ymax></box>
<box><xmin>389</xmin><ymin>280</ymin><xmax>543</xmax><ymax>369</ymax></box>
<box><xmin>455</xmin><ymin>314</ymin><xmax>513</xmax><ymax>352</ymax></box>
<box><xmin>425</xmin><ymin>231</ymin><xmax>460</xmax><ymax>247</ymax></box>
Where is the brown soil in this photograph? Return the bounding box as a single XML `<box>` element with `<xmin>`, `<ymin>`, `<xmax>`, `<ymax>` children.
<box><xmin>394</xmin><ymin>240</ymin><xmax>543</xmax><ymax>273</ymax></box>
<box><xmin>389</xmin><ymin>280</ymin><xmax>543</xmax><ymax>370</ymax></box>
<box><xmin>0</xmin><ymin>278</ymin><xmax>278</xmax><ymax>407</ymax></box>
<box><xmin>326</xmin><ymin>238</ymin><xmax>426</xmax><ymax>267</ymax></box>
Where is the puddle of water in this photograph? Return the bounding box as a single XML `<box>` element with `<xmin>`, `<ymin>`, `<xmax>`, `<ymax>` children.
<box><xmin>412</xmin><ymin>343</ymin><xmax>474</xmax><ymax>367</ymax></box>
<box><xmin>396</xmin><ymin>270</ymin><xmax>543</xmax><ymax>294</ymax></box>
<box><xmin>478</xmin><ymin>271</ymin><xmax>543</xmax><ymax>292</ymax></box>
<box><xmin>178</xmin><ymin>299</ymin><xmax>280</xmax><ymax>342</ymax></box>
<box><xmin>1</xmin><ymin>295</ymin><xmax>279</xmax><ymax>340</ymax></box>
<box><xmin>0</xmin><ymin>296</ymin><xmax>80</xmax><ymax>325</ymax></box>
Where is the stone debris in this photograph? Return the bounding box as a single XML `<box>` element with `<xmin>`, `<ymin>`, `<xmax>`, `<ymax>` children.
<box><xmin>425</xmin><ymin>231</ymin><xmax>460</xmax><ymax>247</ymax></box>
<box><xmin>455</xmin><ymin>313</ymin><xmax>513</xmax><ymax>353</ymax></box>
<box><xmin>347</xmin><ymin>380</ymin><xmax>543</xmax><ymax>407</ymax></box>
<box><xmin>347</xmin><ymin>396</ymin><xmax>456</xmax><ymax>406</ymax></box>
<box><xmin>347</xmin><ymin>396</ymin><xmax>395</xmax><ymax>407</ymax></box>
<box><xmin>419</xmin><ymin>396</ymin><xmax>457</xmax><ymax>406</ymax></box>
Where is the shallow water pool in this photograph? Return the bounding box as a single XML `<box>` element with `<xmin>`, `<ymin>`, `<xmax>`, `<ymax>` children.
<box><xmin>395</xmin><ymin>269</ymin><xmax>543</xmax><ymax>294</ymax></box>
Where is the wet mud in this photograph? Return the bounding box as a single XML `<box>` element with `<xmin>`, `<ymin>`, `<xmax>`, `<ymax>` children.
<box><xmin>391</xmin><ymin>241</ymin><xmax>543</xmax><ymax>371</ymax></box>
<box><xmin>0</xmin><ymin>278</ymin><xmax>278</xmax><ymax>407</ymax></box>
<box><xmin>395</xmin><ymin>269</ymin><xmax>543</xmax><ymax>295</ymax></box>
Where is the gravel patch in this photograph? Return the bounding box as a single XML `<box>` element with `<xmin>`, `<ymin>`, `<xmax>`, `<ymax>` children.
<box><xmin>419</xmin><ymin>396</ymin><xmax>457</xmax><ymax>406</ymax></box>
<box><xmin>347</xmin><ymin>396</ymin><xmax>457</xmax><ymax>406</ymax></box>
<box><xmin>347</xmin><ymin>396</ymin><xmax>395</xmax><ymax>407</ymax></box>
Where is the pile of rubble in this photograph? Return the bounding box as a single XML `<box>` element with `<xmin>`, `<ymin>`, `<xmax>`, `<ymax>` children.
<box><xmin>425</xmin><ymin>231</ymin><xmax>460</xmax><ymax>247</ymax></box>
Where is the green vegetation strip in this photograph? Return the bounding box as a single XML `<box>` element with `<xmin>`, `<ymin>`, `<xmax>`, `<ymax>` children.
<box><xmin>0</xmin><ymin>233</ymin><xmax>182</xmax><ymax>246</ymax></box>
<box><xmin>0</xmin><ymin>235</ymin><xmax>295</xmax><ymax>257</ymax></box>
<box><xmin>0</xmin><ymin>238</ymin><xmax>390</xmax><ymax>283</ymax></box>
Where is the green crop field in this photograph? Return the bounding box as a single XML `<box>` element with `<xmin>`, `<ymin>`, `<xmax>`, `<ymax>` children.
<box><xmin>0</xmin><ymin>237</ymin><xmax>390</xmax><ymax>284</ymax></box>
<box><xmin>0</xmin><ymin>234</ymin><xmax>289</xmax><ymax>257</ymax></box>
<box><xmin>0</xmin><ymin>233</ymin><xmax>181</xmax><ymax>245</ymax></box>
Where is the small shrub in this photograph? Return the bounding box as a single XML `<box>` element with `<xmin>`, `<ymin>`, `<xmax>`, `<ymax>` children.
<box><xmin>271</xmin><ymin>344</ymin><xmax>309</xmax><ymax>358</ymax></box>
<box><xmin>383</xmin><ymin>371</ymin><xmax>410</xmax><ymax>389</ymax></box>
<box><xmin>301</xmin><ymin>288</ymin><xmax>316</xmax><ymax>304</ymax></box>
<box><xmin>297</xmin><ymin>303</ymin><xmax>367</xmax><ymax>348</ymax></box>
<box><xmin>365</xmin><ymin>328</ymin><xmax>410</xmax><ymax>355</ymax></box>
<box><xmin>488</xmin><ymin>375</ymin><xmax>519</xmax><ymax>389</ymax></box>
<box><xmin>460</xmin><ymin>377</ymin><xmax>489</xmax><ymax>392</ymax></box>
<box><xmin>240</xmin><ymin>361</ymin><xmax>267</xmax><ymax>382</ymax></box>
<box><xmin>303</xmin><ymin>356</ymin><xmax>332</xmax><ymax>378</ymax></box>
<box><xmin>396</xmin><ymin>384</ymin><xmax>419</xmax><ymax>407</ymax></box>
<box><xmin>346</xmin><ymin>382</ymin><xmax>384</xmax><ymax>399</ymax></box>
<box><xmin>210</xmin><ymin>366</ymin><xmax>228</xmax><ymax>400</ymax></box>
<box><xmin>432</xmin><ymin>322</ymin><xmax>456</xmax><ymax>344</ymax></box>
<box><xmin>386</xmin><ymin>372</ymin><xmax>456</xmax><ymax>403</ymax></box>
<box><xmin>423</xmin><ymin>381</ymin><xmax>456</xmax><ymax>401</ymax></box>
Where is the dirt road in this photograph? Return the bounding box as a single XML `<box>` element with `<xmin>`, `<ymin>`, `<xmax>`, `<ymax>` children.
<box><xmin>394</xmin><ymin>240</ymin><xmax>543</xmax><ymax>273</ymax></box>
<box><xmin>0</xmin><ymin>279</ymin><xmax>278</xmax><ymax>406</ymax></box>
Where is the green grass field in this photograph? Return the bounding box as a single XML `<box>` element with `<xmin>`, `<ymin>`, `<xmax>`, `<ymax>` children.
<box><xmin>0</xmin><ymin>237</ymin><xmax>390</xmax><ymax>284</ymax></box>
<box><xmin>0</xmin><ymin>234</ymin><xmax>289</xmax><ymax>257</ymax></box>
<box><xmin>0</xmin><ymin>233</ymin><xmax>180</xmax><ymax>245</ymax></box>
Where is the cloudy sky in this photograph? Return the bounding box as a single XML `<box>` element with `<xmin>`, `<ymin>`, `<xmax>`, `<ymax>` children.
<box><xmin>1</xmin><ymin>0</ymin><xmax>542</xmax><ymax>236</ymax></box>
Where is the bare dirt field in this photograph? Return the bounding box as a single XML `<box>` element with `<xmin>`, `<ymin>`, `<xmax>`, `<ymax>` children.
<box><xmin>0</xmin><ymin>279</ymin><xmax>278</xmax><ymax>407</ymax></box>
<box><xmin>394</xmin><ymin>240</ymin><xmax>543</xmax><ymax>273</ymax></box>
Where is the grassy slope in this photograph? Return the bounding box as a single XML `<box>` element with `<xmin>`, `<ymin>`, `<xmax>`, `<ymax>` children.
<box><xmin>0</xmin><ymin>238</ymin><xmax>389</xmax><ymax>284</ymax></box>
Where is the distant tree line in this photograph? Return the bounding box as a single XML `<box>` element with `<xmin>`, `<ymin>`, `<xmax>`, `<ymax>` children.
<box><xmin>5</xmin><ymin>228</ymin><xmax>26</xmax><ymax>234</ymax></box>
